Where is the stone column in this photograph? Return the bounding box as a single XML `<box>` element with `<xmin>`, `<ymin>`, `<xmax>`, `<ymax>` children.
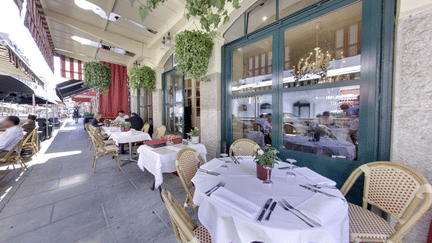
<box><xmin>200</xmin><ymin>36</ymin><xmax>224</xmax><ymax>160</ymax></box>
<box><xmin>391</xmin><ymin>2</ymin><xmax>432</xmax><ymax>241</ymax></box>
<box><xmin>152</xmin><ymin>67</ymin><xmax>165</xmax><ymax>129</ymax></box>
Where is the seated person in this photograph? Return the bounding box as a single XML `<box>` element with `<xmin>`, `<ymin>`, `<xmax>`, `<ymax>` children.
<box><xmin>22</xmin><ymin>114</ymin><xmax>36</xmax><ymax>138</ymax></box>
<box><xmin>255</xmin><ymin>114</ymin><xmax>272</xmax><ymax>134</ymax></box>
<box><xmin>0</xmin><ymin>116</ymin><xmax>24</xmax><ymax>158</ymax></box>
<box><xmin>91</xmin><ymin>112</ymin><xmax>104</xmax><ymax>127</ymax></box>
<box><xmin>317</xmin><ymin>111</ymin><xmax>334</xmax><ymax>126</ymax></box>
<box><xmin>125</xmin><ymin>112</ymin><xmax>144</xmax><ymax>131</ymax></box>
<box><xmin>113</xmin><ymin>110</ymin><xmax>129</xmax><ymax>125</ymax></box>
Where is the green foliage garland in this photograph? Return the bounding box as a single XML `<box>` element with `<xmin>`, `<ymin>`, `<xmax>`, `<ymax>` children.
<box><xmin>128</xmin><ymin>66</ymin><xmax>156</xmax><ymax>91</ymax></box>
<box><xmin>83</xmin><ymin>62</ymin><xmax>112</xmax><ymax>96</ymax></box>
<box><xmin>130</xmin><ymin>0</ymin><xmax>240</xmax><ymax>32</ymax></box>
<box><xmin>174</xmin><ymin>30</ymin><xmax>214</xmax><ymax>82</ymax></box>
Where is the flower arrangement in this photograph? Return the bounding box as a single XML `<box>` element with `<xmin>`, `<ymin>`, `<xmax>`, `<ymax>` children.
<box><xmin>253</xmin><ymin>147</ymin><xmax>281</xmax><ymax>167</ymax></box>
<box><xmin>188</xmin><ymin>127</ymin><xmax>199</xmax><ymax>137</ymax></box>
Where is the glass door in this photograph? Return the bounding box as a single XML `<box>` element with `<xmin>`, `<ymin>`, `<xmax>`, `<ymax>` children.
<box><xmin>163</xmin><ymin>69</ymin><xmax>184</xmax><ymax>135</ymax></box>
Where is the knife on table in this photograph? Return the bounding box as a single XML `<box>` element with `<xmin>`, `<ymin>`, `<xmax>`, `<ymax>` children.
<box><xmin>198</xmin><ymin>169</ymin><xmax>220</xmax><ymax>176</ymax></box>
<box><xmin>257</xmin><ymin>198</ymin><xmax>272</xmax><ymax>222</ymax></box>
<box><xmin>300</xmin><ymin>184</ymin><xmax>345</xmax><ymax>200</ymax></box>
<box><xmin>265</xmin><ymin>202</ymin><xmax>277</xmax><ymax>221</ymax></box>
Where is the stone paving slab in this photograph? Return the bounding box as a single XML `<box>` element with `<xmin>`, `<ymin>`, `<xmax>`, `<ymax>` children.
<box><xmin>0</xmin><ymin>119</ymin><xmax>201</xmax><ymax>242</ymax></box>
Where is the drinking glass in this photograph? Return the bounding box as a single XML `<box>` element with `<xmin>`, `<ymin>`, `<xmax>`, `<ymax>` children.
<box><xmin>263</xmin><ymin>166</ymin><xmax>273</xmax><ymax>184</ymax></box>
<box><xmin>285</xmin><ymin>158</ymin><xmax>297</xmax><ymax>185</ymax></box>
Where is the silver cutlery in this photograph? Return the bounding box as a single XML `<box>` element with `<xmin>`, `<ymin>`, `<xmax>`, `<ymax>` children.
<box><xmin>257</xmin><ymin>198</ymin><xmax>272</xmax><ymax>222</ymax></box>
<box><xmin>300</xmin><ymin>184</ymin><xmax>345</xmax><ymax>201</ymax></box>
<box><xmin>281</xmin><ymin>199</ymin><xmax>321</xmax><ymax>227</ymax></box>
<box><xmin>206</xmin><ymin>181</ymin><xmax>226</xmax><ymax>196</ymax></box>
<box><xmin>307</xmin><ymin>183</ymin><xmax>337</xmax><ymax>190</ymax></box>
<box><xmin>278</xmin><ymin>201</ymin><xmax>314</xmax><ymax>227</ymax></box>
<box><xmin>265</xmin><ymin>202</ymin><xmax>277</xmax><ymax>221</ymax></box>
<box><xmin>198</xmin><ymin>169</ymin><xmax>220</xmax><ymax>176</ymax></box>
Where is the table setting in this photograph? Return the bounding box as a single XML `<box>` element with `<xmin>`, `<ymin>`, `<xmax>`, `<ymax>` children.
<box><xmin>136</xmin><ymin>142</ymin><xmax>207</xmax><ymax>189</ymax></box>
<box><xmin>191</xmin><ymin>150</ymin><xmax>349</xmax><ymax>243</ymax></box>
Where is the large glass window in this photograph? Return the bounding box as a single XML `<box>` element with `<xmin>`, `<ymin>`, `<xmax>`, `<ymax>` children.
<box><xmin>232</xmin><ymin>94</ymin><xmax>272</xmax><ymax>146</ymax></box>
<box><xmin>232</xmin><ymin>36</ymin><xmax>273</xmax><ymax>95</ymax></box>
<box><xmin>282</xmin><ymin>85</ymin><xmax>360</xmax><ymax>160</ymax></box>
<box><xmin>279</xmin><ymin>0</ymin><xmax>320</xmax><ymax>20</ymax></box>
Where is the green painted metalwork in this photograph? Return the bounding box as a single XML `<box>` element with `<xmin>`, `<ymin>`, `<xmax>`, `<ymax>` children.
<box><xmin>162</xmin><ymin>68</ymin><xmax>185</xmax><ymax>136</ymax></box>
<box><xmin>221</xmin><ymin>0</ymin><xmax>396</xmax><ymax>204</ymax></box>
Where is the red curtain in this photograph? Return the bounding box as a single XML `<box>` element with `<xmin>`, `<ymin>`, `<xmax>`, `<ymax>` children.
<box><xmin>98</xmin><ymin>62</ymin><xmax>129</xmax><ymax>119</ymax></box>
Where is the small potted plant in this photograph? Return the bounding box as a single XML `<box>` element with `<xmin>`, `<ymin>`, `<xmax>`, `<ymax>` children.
<box><xmin>188</xmin><ymin>127</ymin><xmax>200</xmax><ymax>144</ymax></box>
<box><xmin>253</xmin><ymin>147</ymin><xmax>280</xmax><ymax>181</ymax></box>
<box><xmin>104</xmin><ymin>119</ymin><xmax>112</xmax><ymax>127</ymax></box>
<box><xmin>120</xmin><ymin>123</ymin><xmax>131</xmax><ymax>132</ymax></box>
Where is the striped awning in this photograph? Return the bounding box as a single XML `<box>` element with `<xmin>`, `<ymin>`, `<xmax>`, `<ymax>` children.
<box><xmin>24</xmin><ymin>0</ymin><xmax>55</xmax><ymax>71</ymax></box>
<box><xmin>59</xmin><ymin>54</ymin><xmax>85</xmax><ymax>80</ymax></box>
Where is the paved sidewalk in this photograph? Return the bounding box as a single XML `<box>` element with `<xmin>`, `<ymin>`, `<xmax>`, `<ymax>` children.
<box><xmin>0</xmin><ymin>119</ymin><xmax>195</xmax><ymax>243</ymax></box>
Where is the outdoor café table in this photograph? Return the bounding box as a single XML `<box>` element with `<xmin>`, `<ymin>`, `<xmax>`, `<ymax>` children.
<box><xmin>136</xmin><ymin>143</ymin><xmax>207</xmax><ymax>190</ymax></box>
<box><xmin>107</xmin><ymin>129</ymin><xmax>151</xmax><ymax>164</ymax></box>
<box><xmin>191</xmin><ymin>157</ymin><xmax>349</xmax><ymax>243</ymax></box>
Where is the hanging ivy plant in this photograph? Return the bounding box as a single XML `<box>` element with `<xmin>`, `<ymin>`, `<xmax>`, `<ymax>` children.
<box><xmin>174</xmin><ymin>30</ymin><xmax>214</xmax><ymax>82</ymax></box>
<box><xmin>130</xmin><ymin>0</ymin><xmax>240</xmax><ymax>32</ymax></box>
<box><xmin>83</xmin><ymin>62</ymin><xmax>112</xmax><ymax>96</ymax></box>
<box><xmin>128</xmin><ymin>66</ymin><xmax>156</xmax><ymax>91</ymax></box>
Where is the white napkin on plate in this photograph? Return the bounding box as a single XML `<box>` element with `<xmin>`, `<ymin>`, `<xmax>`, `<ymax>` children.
<box><xmin>296</xmin><ymin>193</ymin><xmax>343</xmax><ymax>225</ymax></box>
<box><xmin>294</xmin><ymin>167</ymin><xmax>336</xmax><ymax>187</ymax></box>
<box><xmin>211</xmin><ymin>187</ymin><xmax>261</xmax><ymax>218</ymax></box>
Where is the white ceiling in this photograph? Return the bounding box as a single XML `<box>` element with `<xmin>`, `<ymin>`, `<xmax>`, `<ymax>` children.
<box><xmin>40</xmin><ymin>0</ymin><xmax>188</xmax><ymax>66</ymax></box>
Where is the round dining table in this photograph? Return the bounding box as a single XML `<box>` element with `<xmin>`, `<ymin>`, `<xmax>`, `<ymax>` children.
<box><xmin>191</xmin><ymin>157</ymin><xmax>349</xmax><ymax>243</ymax></box>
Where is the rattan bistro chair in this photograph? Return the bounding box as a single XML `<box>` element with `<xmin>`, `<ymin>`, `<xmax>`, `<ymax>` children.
<box><xmin>229</xmin><ymin>138</ymin><xmax>260</xmax><ymax>157</ymax></box>
<box><xmin>153</xmin><ymin>125</ymin><xmax>166</xmax><ymax>140</ymax></box>
<box><xmin>141</xmin><ymin>122</ymin><xmax>150</xmax><ymax>133</ymax></box>
<box><xmin>22</xmin><ymin>126</ymin><xmax>39</xmax><ymax>156</ymax></box>
<box><xmin>0</xmin><ymin>136</ymin><xmax>28</xmax><ymax>175</ymax></box>
<box><xmin>162</xmin><ymin>189</ymin><xmax>212</xmax><ymax>243</ymax></box>
<box><xmin>87</xmin><ymin>124</ymin><xmax>115</xmax><ymax>149</ymax></box>
<box><xmin>175</xmin><ymin>148</ymin><xmax>206</xmax><ymax>210</ymax></box>
<box><xmin>340</xmin><ymin>161</ymin><xmax>432</xmax><ymax>243</ymax></box>
<box><xmin>88</xmin><ymin>126</ymin><xmax>121</xmax><ymax>173</ymax></box>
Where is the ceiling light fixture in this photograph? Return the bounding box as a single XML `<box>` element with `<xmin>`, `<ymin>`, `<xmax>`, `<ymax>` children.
<box><xmin>263</xmin><ymin>16</ymin><xmax>267</xmax><ymax>21</ymax></box>
<box><xmin>162</xmin><ymin>32</ymin><xmax>172</xmax><ymax>48</ymax></box>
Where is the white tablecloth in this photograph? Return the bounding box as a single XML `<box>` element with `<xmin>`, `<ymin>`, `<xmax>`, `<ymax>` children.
<box><xmin>108</xmin><ymin>130</ymin><xmax>151</xmax><ymax>146</ymax></box>
<box><xmin>192</xmin><ymin>158</ymin><xmax>349</xmax><ymax>243</ymax></box>
<box><xmin>245</xmin><ymin>131</ymin><xmax>265</xmax><ymax>146</ymax></box>
<box><xmin>137</xmin><ymin>143</ymin><xmax>207</xmax><ymax>188</ymax></box>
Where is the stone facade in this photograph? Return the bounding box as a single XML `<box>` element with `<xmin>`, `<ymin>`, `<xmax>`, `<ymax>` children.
<box><xmin>391</xmin><ymin>5</ymin><xmax>432</xmax><ymax>242</ymax></box>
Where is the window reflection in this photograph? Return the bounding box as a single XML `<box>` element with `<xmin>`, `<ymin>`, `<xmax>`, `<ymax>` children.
<box><xmin>167</xmin><ymin>105</ymin><xmax>183</xmax><ymax>133</ymax></box>
<box><xmin>279</xmin><ymin>0</ymin><xmax>320</xmax><ymax>20</ymax></box>
<box><xmin>283</xmin><ymin>2</ymin><xmax>362</xmax><ymax>88</ymax></box>
<box><xmin>247</xmin><ymin>0</ymin><xmax>276</xmax><ymax>33</ymax></box>
<box><xmin>232</xmin><ymin>36</ymin><xmax>273</xmax><ymax>95</ymax></box>
<box><xmin>282</xmin><ymin>85</ymin><xmax>360</xmax><ymax>160</ymax></box>
<box><xmin>232</xmin><ymin>94</ymin><xmax>272</xmax><ymax>146</ymax></box>
<box><xmin>166</xmin><ymin>74</ymin><xmax>173</xmax><ymax>103</ymax></box>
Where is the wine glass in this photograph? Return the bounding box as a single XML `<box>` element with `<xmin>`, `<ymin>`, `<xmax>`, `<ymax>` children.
<box><xmin>263</xmin><ymin>166</ymin><xmax>273</xmax><ymax>184</ymax></box>
<box><xmin>285</xmin><ymin>158</ymin><xmax>297</xmax><ymax>185</ymax></box>
<box><xmin>220</xmin><ymin>153</ymin><xmax>229</xmax><ymax>168</ymax></box>
<box><xmin>237</xmin><ymin>147</ymin><xmax>243</xmax><ymax>157</ymax></box>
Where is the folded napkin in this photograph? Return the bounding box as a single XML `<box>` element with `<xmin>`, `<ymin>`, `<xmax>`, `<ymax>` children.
<box><xmin>200</xmin><ymin>159</ymin><xmax>224</xmax><ymax>171</ymax></box>
<box><xmin>211</xmin><ymin>187</ymin><xmax>261</xmax><ymax>218</ymax></box>
<box><xmin>294</xmin><ymin>167</ymin><xmax>336</xmax><ymax>187</ymax></box>
<box><xmin>296</xmin><ymin>193</ymin><xmax>343</xmax><ymax>225</ymax></box>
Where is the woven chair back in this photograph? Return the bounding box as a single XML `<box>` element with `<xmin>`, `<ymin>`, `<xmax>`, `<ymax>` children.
<box><xmin>229</xmin><ymin>139</ymin><xmax>260</xmax><ymax>157</ymax></box>
<box><xmin>142</xmin><ymin>123</ymin><xmax>150</xmax><ymax>133</ymax></box>
<box><xmin>153</xmin><ymin>125</ymin><xmax>166</xmax><ymax>140</ymax></box>
<box><xmin>162</xmin><ymin>189</ymin><xmax>198</xmax><ymax>243</ymax></box>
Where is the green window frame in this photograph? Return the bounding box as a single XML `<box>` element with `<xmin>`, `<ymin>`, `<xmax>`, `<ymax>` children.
<box><xmin>162</xmin><ymin>68</ymin><xmax>185</xmax><ymax>135</ymax></box>
<box><xmin>137</xmin><ymin>89</ymin><xmax>153</xmax><ymax>123</ymax></box>
<box><xmin>222</xmin><ymin>0</ymin><xmax>395</xmax><ymax>203</ymax></box>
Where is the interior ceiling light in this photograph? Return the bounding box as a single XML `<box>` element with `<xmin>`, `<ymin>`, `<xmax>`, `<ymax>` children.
<box><xmin>71</xmin><ymin>36</ymin><xmax>135</xmax><ymax>57</ymax></box>
<box><xmin>75</xmin><ymin>0</ymin><xmax>157</xmax><ymax>34</ymax></box>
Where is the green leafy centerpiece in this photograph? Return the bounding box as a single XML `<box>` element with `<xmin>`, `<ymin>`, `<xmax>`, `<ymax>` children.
<box><xmin>254</xmin><ymin>147</ymin><xmax>280</xmax><ymax>181</ymax></box>
<box><xmin>128</xmin><ymin>66</ymin><xmax>156</xmax><ymax>91</ymax></box>
<box><xmin>120</xmin><ymin>122</ymin><xmax>131</xmax><ymax>132</ymax></box>
<box><xmin>188</xmin><ymin>127</ymin><xmax>200</xmax><ymax>144</ymax></box>
<box><xmin>104</xmin><ymin>119</ymin><xmax>112</xmax><ymax>127</ymax></box>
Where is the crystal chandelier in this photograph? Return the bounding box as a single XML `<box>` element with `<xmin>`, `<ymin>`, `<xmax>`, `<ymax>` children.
<box><xmin>292</xmin><ymin>22</ymin><xmax>332</xmax><ymax>82</ymax></box>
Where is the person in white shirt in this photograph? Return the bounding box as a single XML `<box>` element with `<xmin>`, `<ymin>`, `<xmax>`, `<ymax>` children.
<box><xmin>0</xmin><ymin>116</ymin><xmax>24</xmax><ymax>158</ymax></box>
<box><xmin>317</xmin><ymin>111</ymin><xmax>334</xmax><ymax>126</ymax></box>
<box><xmin>113</xmin><ymin>110</ymin><xmax>129</xmax><ymax>125</ymax></box>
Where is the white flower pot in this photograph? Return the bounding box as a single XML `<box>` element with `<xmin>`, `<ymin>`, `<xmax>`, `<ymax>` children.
<box><xmin>191</xmin><ymin>136</ymin><xmax>199</xmax><ymax>144</ymax></box>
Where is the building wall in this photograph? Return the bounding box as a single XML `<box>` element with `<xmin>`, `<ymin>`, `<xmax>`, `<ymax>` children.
<box><xmin>391</xmin><ymin>0</ymin><xmax>432</xmax><ymax>241</ymax></box>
